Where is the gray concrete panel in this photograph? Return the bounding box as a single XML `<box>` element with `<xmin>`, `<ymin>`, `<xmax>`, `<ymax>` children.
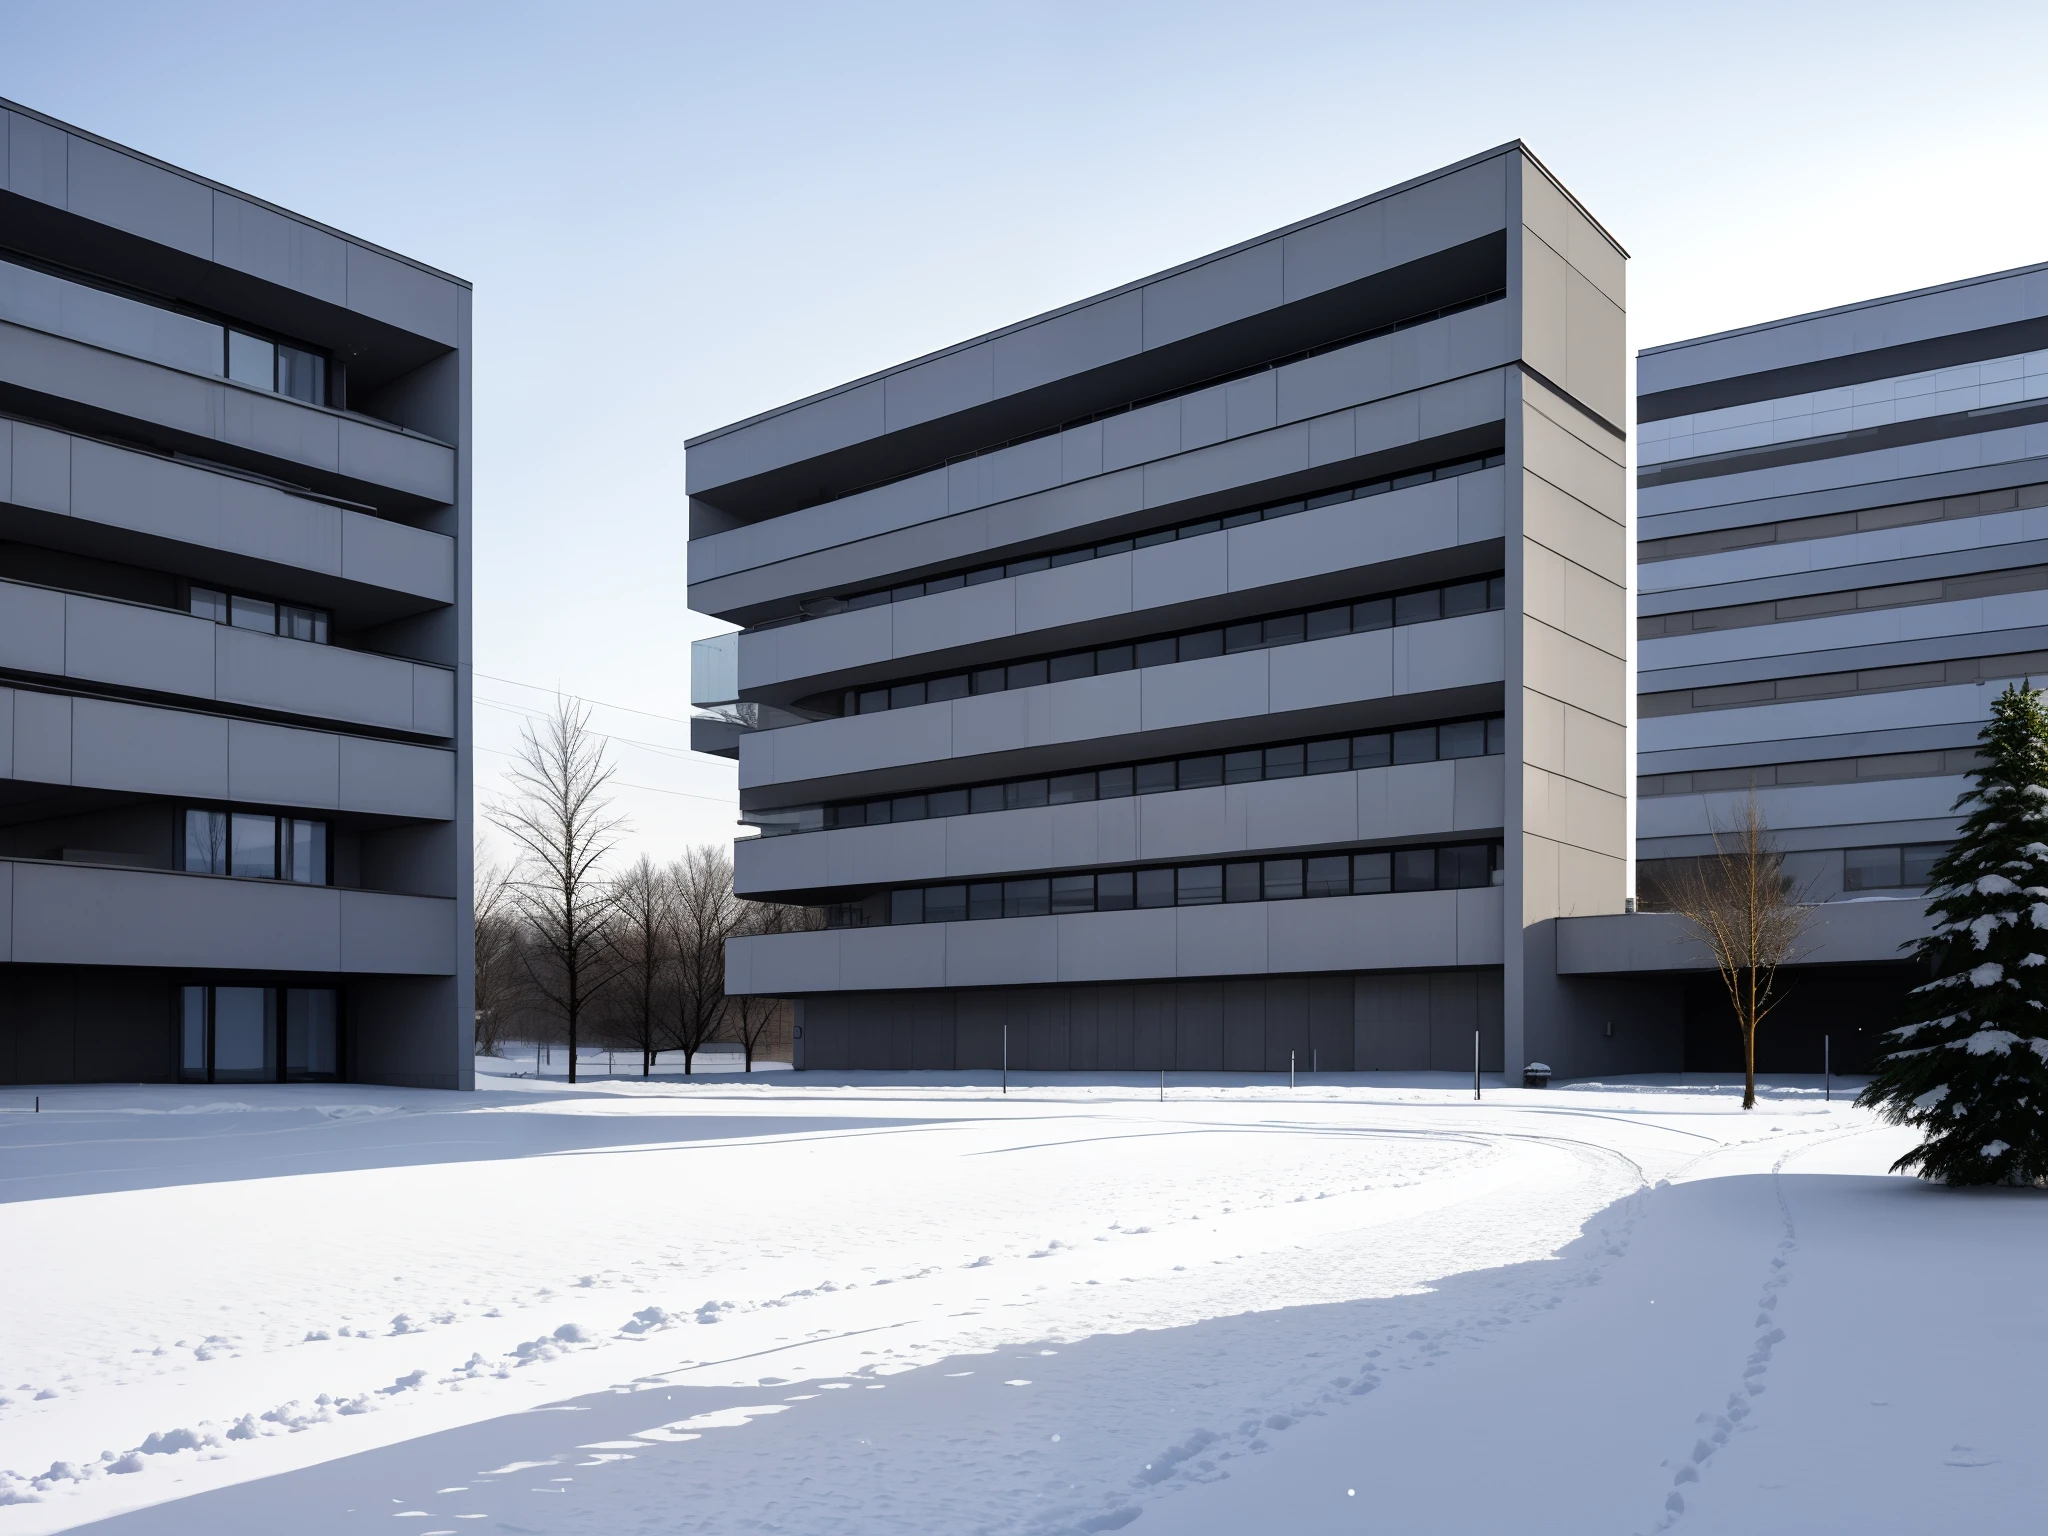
<box><xmin>211</xmin><ymin>191</ymin><xmax>349</xmax><ymax>304</ymax></box>
<box><xmin>840</xmin><ymin>923</ymin><xmax>946</xmax><ymax>991</ymax></box>
<box><xmin>1238</xmin><ymin>767</ymin><xmax>1359</xmax><ymax>851</ymax></box>
<box><xmin>411</xmin><ymin>664</ymin><xmax>455</xmax><ymax>736</ymax></box>
<box><xmin>1175</xmin><ymin>901</ymin><xmax>1269</xmax><ymax>976</ymax></box>
<box><xmin>8</xmin><ymin>420</ymin><xmax>71</xmax><ymax>512</ymax></box>
<box><xmin>1139</xmin><ymin>647</ymin><xmax>1268</xmax><ymax>731</ymax></box>
<box><xmin>1013</xmin><ymin>553</ymin><xmax>1131</xmax><ymax>634</ymax></box>
<box><xmin>10</xmin><ymin>860</ymin><xmax>343</xmax><ymax>970</ymax></box>
<box><xmin>991</xmin><ymin>292</ymin><xmax>1144</xmax><ymax>398</ymax></box>
<box><xmin>1132</xmin><ymin>525</ymin><xmax>1228</xmax><ymax>611</ymax></box>
<box><xmin>0</xmin><ymin>579</ymin><xmax>65</xmax><ymax>675</ymax></box>
<box><xmin>1054</xmin><ymin>907</ymin><xmax>1178</xmax><ymax>982</ymax></box>
<box><xmin>64</xmin><ymin>591</ymin><xmax>215</xmax><ymax>696</ymax></box>
<box><xmin>73</xmin><ymin>695</ymin><xmax>227</xmax><ymax>799</ymax></box>
<box><xmin>214</xmin><ymin>624</ymin><xmax>415</xmax><ymax>730</ymax></box>
<box><xmin>344</xmin><ymin>243</ymin><xmax>462</xmax><ymax>346</ymax></box>
<box><xmin>338</xmin><ymin>888</ymin><xmax>458</xmax><ymax>974</ymax></box>
<box><xmin>65</xmin><ymin>137</ymin><xmax>212</xmax><ymax>258</ymax></box>
<box><xmin>338</xmin><ymin>417</ymin><xmax>458</xmax><ymax>500</ymax></box>
<box><xmin>1266</xmin><ymin>628</ymin><xmax>1395</xmax><ymax>714</ymax></box>
<box><xmin>1452</xmin><ymin>753</ymin><xmax>1508</xmax><ymax>830</ymax></box>
<box><xmin>227</xmin><ymin>717</ymin><xmax>339</xmax><ymax>808</ymax></box>
<box><xmin>940</xmin><ymin>808</ymin><xmax>1054</xmax><ymax>881</ymax></box>
<box><xmin>339</xmin><ymin>508</ymin><xmax>455</xmax><ymax>602</ymax></box>
<box><xmin>1060</xmin><ymin>420</ymin><xmax>1104</xmax><ymax>483</ymax></box>
<box><xmin>1556</xmin><ymin>900</ymin><xmax>1932</xmax><ymax>974</ymax></box>
<box><xmin>883</xmin><ymin>343</ymin><xmax>995</xmax><ymax>433</ymax></box>
<box><xmin>225</xmin><ymin>384</ymin><xmax>341</xmax><ymax>470</ymax></box>
<box><xmin>945</xmin><ymin>914</ymin><xmax>1059</xmax><ymax>985</ymax></box>
<box><xmin>1143</xmin><ymin>241</ymin><xmax>1284</xmax><ymax>351</ymax></box>
<box><xmin>6</xmin><ymin>110</ymin><xmax>68</xmax><ymax>206</ymax></box>
<box><xmin>13</xmin><ymin>690</ymin><xmax>69</xmax><ymax>783</ymax></box>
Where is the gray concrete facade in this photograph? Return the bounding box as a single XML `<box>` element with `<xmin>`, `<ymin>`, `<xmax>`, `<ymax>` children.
<box><xmin>0</xmin><ymin>100</ymin><xmax>473</xmax><ymax>1088</ymax></box>
<box><xmin>691</xmin><ymin>145</ymin><xmax>1634</xmax><ymax>1075</ymax></box>
<box><xmin>1631</xmin><ymin>264</ymin><xmax>2048</xmax><ymax>945</ymax></box>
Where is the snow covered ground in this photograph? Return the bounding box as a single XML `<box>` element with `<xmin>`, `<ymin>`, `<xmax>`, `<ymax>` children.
<box><xmin>0</xmin><ymin>1070</ymin><xmax>2042</xmax><ymax>1534</ymax></box>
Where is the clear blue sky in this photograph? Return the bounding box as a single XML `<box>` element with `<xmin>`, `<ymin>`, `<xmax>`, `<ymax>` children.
<box><xmin>4</xmin><ymin>0</ymin><xmax>2046</xmax><ymax>859</ymax></box>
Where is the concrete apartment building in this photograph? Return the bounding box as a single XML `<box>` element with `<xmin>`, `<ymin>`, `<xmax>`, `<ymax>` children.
<box><xmin>1558</xmin><ymin>258</ymin><xmax>2048</xmax><ymax>1071</ymax></box>
<box><xmin>0</xmin><ymin>101</ymin><xmax>473</xmax><ymax>1088</ymax></box>
<box><xmin>692</xmin><ymin>144</ymin><xmax>1645</xmax><ymax>1077</ymax></box>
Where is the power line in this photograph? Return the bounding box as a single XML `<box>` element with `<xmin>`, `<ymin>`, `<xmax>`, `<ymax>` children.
<box><xmin>474</xmin><ymin>695</ymin><xmax>719</xmax><ymax>765</ymax></box>
<box><xmin>473</xmin><ymin>670</ymin><xmax>705</xmax><ymax>728</ymax></box>
<box><xmin>473</xmin><ymin>744</ymin><xmax>738</xmax><ymax>806</ymax></box>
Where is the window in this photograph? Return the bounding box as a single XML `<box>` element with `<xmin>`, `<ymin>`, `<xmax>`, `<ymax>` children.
<box><xmin>825</xmin><ymin>447</ymin><xmax>1508</xmax><ymax>609</ymax></box>
<box><xmin>815</xmin><ymin>715</ymin><xmax>1507</xmax><ymax>832</ymax></box>
<box><xmin>178</xmin><ymin>984</ymin><xmax>339</xmax><ymax>1082</ymax></box>
<box><xmin>189</xmin><ymin>584</ymin><xmax>330</xmax><ymax>644</ymax></box>
<box><xmin>827</xmin><ymin>840</ymin><xmax>1507</xmax><ymax>926</ymax></box>
<box><xmin>833</xmin><ymin>573</ymin><xmax>1506</xmax><ymax>717</ymax></box>
<box><xmin>181</xmin><ymin>808</ymin><xmax>330</xmax><ymax>884</ymax></box>
<box><xmin>1845</xmin><ymin>843</ymin><xmax>1950</xmax><ymax>891</ymax></box>
<box><xmin>228</xmin><ymin>329</ymin><xmax>327</xmax><ymax>405</ymax></box>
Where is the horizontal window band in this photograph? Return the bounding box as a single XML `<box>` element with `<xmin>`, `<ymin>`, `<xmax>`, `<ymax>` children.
<box><xmin>1639</xmin><ymin>746</ymin><xmax>1983</xmax><ymax>796</ymax></box>
<box><xmin>820</xmin><ymin>451</ymin><xmax>1505</xmax><ymax>618</ymax></box>
<box><xmin>1640</xmin><ymin>479</ymin><xmax>2048</xmax><ymax>564</ymax></box>
<box><xmin>744</xmin><ymin>715</ymin><xmax>1505</xmax><ymax>837</ymax></box>
<box><xmin>823</xmin><ymin>841</ymin><xmax>1504</xmax><ymax>929</ymax></box>
<box><xmin>1640</xmin><ymin>564</ymin><xmax>2048</xmax><ymax>640</ymax></box>
<box><xmin>1639</xmin><ymin>647</ymin><xmax>2048</xmax><ymax>716</ymax></box>
<box><xmin>809</xmin><ymin>291</ymin><xmax>1510</xmax><ymax>510</ymax></box>
<box><xmin>833</xmin><ymin>575</ymin><xmax>1506</xmax><ymax>719</ymax></box>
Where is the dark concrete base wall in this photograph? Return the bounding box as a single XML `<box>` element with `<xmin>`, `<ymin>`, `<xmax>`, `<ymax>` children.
<box><xmin>0</xmin><ymin>965</ymin><xmax>175</xmax><ymax>1083</ymax></box>
<box><xmin>0</xmin><ymin>966</ymin><xmax>464</xmax><ymax>1087</ymax></box>
<box><xmin>796</xmin><ymin>970</ymin><xmax>1506</xmax><ymax>1073</ymax></box>
<box><xmin>1681</xmin><ymin>963</ymin><xmax>1914</xmax><ymax>1076</ymax></box>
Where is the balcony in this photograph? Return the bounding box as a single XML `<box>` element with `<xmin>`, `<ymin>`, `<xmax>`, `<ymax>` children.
<box><xmin>726</xmin><ymin>885</ymin><xmax>1503</xmax><ymax>993</ymax></box>
<box><xmin>0</xmin><ymin>858</ymin><xmax>455</xmax><ymax>974</ymax></box>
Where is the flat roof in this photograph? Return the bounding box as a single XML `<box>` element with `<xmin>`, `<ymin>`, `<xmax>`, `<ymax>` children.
<box><xmin>686</xmin><ymin>139</ymin><xmax>1623</xmax><ymax>450</ymax></box>
<box><xmin>0</xmin><ymin>95</ymin><xmax>470</xmax><ymax>290</ymax></box>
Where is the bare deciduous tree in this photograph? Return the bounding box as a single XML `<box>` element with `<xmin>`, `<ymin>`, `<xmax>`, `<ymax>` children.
<box><xmin>1665</xmin><ymin>792</ymin><xmax>1812</xmax><ymax>1109</ymax></box>
<box><xmin>473</xmin><ymin>840</ymin><xmax>521</xmax><ymax>1058</ymax></box>
<box><xmin>603</xmin><ymin>854</ymin><xmax>673</xmax><ymax>1077</ymax></box>
<box><xmin>666</xmin><ymin>845</ymin><xmax>740</xmax><ymax>1075</ymax></box>
<box><xmin>725</xmin><ymin>898</ymin><xmax>821</xmax><ymax>1069</ymax></box>
<box><xmin>489</xmin><ymin>697</ymin><xmax>626</xmax><ymax>1084</ymax></box>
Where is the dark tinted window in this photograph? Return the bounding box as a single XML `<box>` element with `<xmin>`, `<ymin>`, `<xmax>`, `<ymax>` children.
<box><xmin>890</xmin><ymin>889</ymin><xmax>924</xmax><ymax>925</ymax></box>
<box><xmin>1136</xmin><ymin>637</ymin><xmax>1177</xmax><ymax>668</ymax></box>
<box><xmin>1097</xmin><ymin>766</ymin><xmax>1134</xmax><ymax>799</ymax></box>
<box><xmin>890</xmin><ymin>682</ymin><xmax>925</xmax><ymax>709</ymax></box>
<box><xmin>972</xmin><ymin>667</ymin><xmax>1006</xmax><ymax>695</ymax></box>
<box><xmin>1306</xmin><ymin>738</ymin><xmax>1350</xmax><ymax>775</ymax></box>
<box><xmin>1306</xmin><ymin>855</ymin><xmax>1350</xmax><ymax>898</ymax></box>
<box><xmin>1439</xmin><ymin>720</ymin><xmax>1486</xmax><ymax>759</ymax></box>
<box><xmin>859</xmin><ymin>689</ymin><xmax>889</xmax><ymax>713</ymax></box>
<box><xmin>1265</xmin><ymin>744</ymin><xmax>1304</xmax><ymax>779</ymax></box>
<box><xmin>1353</xmin><ymin>598</ymin><xmax>1393</xmax><ymax>631</ymax></box>
<box><xmin>969</xmin><ymin>882</ymin><xmax>1004</xmax><ymax>920</ymax></box>
<box><xmin>1263</xmin><ymin>613</ymin><xmax>1304</xmax><ymax>647</ymax></box>
<box><xmin>925</xmin><ymin>885</ymin><xmax>966</xmax><ymax>923</ymax></box>
<box><xmin>1006</xmin><ymin>778</ymin><xmax>1048</xmax><ymax>810</ymax></box>
<box><xmin>1263</xmin><ymin>858</ymin><xmax>1304</xmax><ymax>900</ymax></box>
<box><xmin>1393</xmin><ymin>727</ymin><xmax>1437</xmax><ymax>764</ymax></box>
<box><xmin>1225</xmin><ymin>750</ymin><xmax>1263</xmax><ymax>784</ymax></box>
<box><xmin>1004</xmin><ymin>879</ymin><xmax>1050</xmax><ymax>918</ymax></box>
<box><xmin>891</xmin><ymin>795</ymin><xmax>927</xmax><ymax>822</ymax></box>
<box><xmin>927</xmin><ymin>674</ymin><xmax>969</xmax><ymax>702</ymax></box>
<box><xmin>1096</xmin><ymin>871</ymin><xmax>1135</xmax><ymax>910</ymax></box>
<box><xmin>1353</xmin><ymin>852</ymin><xmax>1391</xmax><ymax>894</ymax></box>
<box><xmin>1135</xmin><ymin>761</ymin><xmax>1176</xmax><ymax>795</ymax></box>
<box><xmin>1395</xmin><ymin>589</ymin><xmax>1441</xmax><ymax>625</ymax></box>
<box><xmin>1439</xmin><ymin>844</ymin><xmax>1492</xmax><ymax>888</ymax></box>
<box><xmin>970</xmin><ymin>785</ymin><xmax>1005</xmax><ymax>814</ymax></box>
<box><xmin>1178</xmin><ymin>755</ymin><xmax>1222</xmax><ymax>790</ymax></box>
<box><xmin>1225</xmin><ymin>862</ymin><xmax>1261</xmax><ymax>903</ymax></box>
<box><xmin>1007</xmin><ymin>659</ymin><xmax>1048</xmax><ymax>689</ymax></box>
<box><xmin>1306</xmin><ymin>606</ymin><xmax>1351</xmax><ymax>641</ymax></box>
<box><xmin>1442</xmin><ymin>581</ymin><xmax>1489</xmax><ymax>618</ymax></box>
<box><xmin>1487</xmin><ymin>717</ymin><xmax>1507</xmax><ymax>755</ymax></box>
<box><xmin>1049</xmin><ymin>773</ymin><xmax>1096</xmax><ymax>805</ymax></box>
<box><xmin>1178</xmin><ymin>629</ymin><xmax>1223</xmax><ymax>662</ymax></box>
<box><xmin>929</xmin><ymin>789</ymin><xmax>969</xmax><ymax>818</ymax></box>
<box><xmin>1177</xmin><ymin>865</ymin><xmax>1223</xmax><ymax>905</ymax></box>
<box><xmin>1049</xmin><ymin>652</ymin><xmax>1095</xmax><ymax>683</ymax></box>
<box><xmin>1097</xmin><ymin>644</ymin><xmax>1136</xmax><ymax>673</ymax></box>
<box><xmin>1394</xmin><ymin>848</ymin><xmax>1436</xmax><ymax>891</ymax></box>
<box><xmin>1052</xmin><ymin>875</ymin><xmax>1095</xmax><ymax>914</ymax></box>
<box><xmin>1135</xmin><ymin>868</ymin><xmax>1176</xmax><ymax>908</ymax></box>
<box><xmin>1353</xmin><ymin>732</ymin><xmax>1391</xmax><ymax>769</ymax></box>
<box><xmin>1226</xmin><ymin>621</ymin><xmax>1264</xmax><ymax>653</ymax></box>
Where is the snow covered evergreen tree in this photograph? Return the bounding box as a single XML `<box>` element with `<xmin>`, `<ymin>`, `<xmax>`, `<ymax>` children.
<box><xmin>1860</xmin><ymin>681</ymin><xmax>2048</xmax><ymax>1184</ymax></box>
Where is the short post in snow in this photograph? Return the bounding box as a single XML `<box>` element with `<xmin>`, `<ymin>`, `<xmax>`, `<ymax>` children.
<box><xmin>1473</xmin><ymin>1029</ymin><xmax>1481</xmax><ymax>1100</ymax></box>
<box><xmin>1159</xmin><ymin>1066</ymin><xmax>1164</xmax><ymax>1102</ymax></box>
<box><xmin>1002</xmin><ymin>1024</ymin><xmax>1008</xmax><ymax>1095</ymax></box>
<box><xmin>1824</xmin><ymin>1035</ymin><xmax>1831</xmax><ymax>1102</ymax></box>
<box><xmin>1290</xmin><ymin>1050</ymin><xmax>1295</xmax><ymax>1089</ymax></box>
